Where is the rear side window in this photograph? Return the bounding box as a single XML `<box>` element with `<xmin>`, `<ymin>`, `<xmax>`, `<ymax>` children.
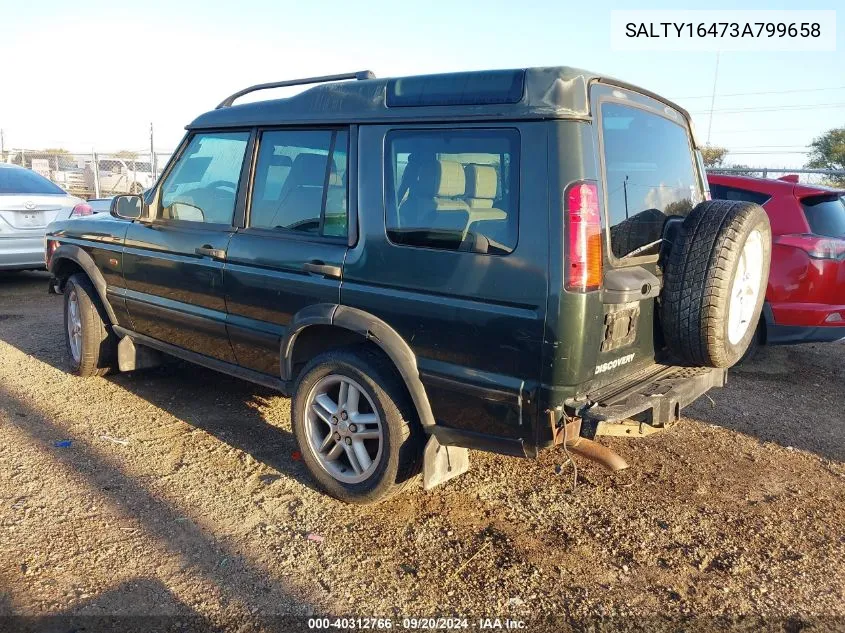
<box><xmin>385</xmin><ymin>128</ymin><xmax>519</xmax><ymax>255</ymax></box>
<box><xmin>250</xmin><ymin>129</ymin><xmax>348</xmax><ymax>238</ymax></box>
<box><xmin>801</xmin><ymin>196</ymin><xmax>845</xmax><ymax>238</ymax></box>
<box><xmin>709</xmin><ymin>184</ymin><xmax>771</xmax><ymax>206</ymax></box>
<box><xmin>600</xmin><ymin>102</ymin><xmax>703</xmax><ymax>259</ymax></box>
<box><xmin>0</xmin><ymin>168</ymin><xmax>65</xmax><ymax>195</ymax></box>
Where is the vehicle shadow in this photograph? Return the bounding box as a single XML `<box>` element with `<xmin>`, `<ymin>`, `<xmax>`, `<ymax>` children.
<box><xmin>3</xmin><ymin>578</ymin><xmax>224</xmax><ymax>632</ymax></box>
<box><xmin>0</xmin><ymin>272</ymin><xmax>320</xmax><ymax>492</ymax></box>
<box><xmin>0</xmin><ymin>385</ymin><xmax>317</xmax><ymax>629</ymax></box>
<box><xmin>106</xmin><ymin>361</ymin><xmax>320</xmax><ymax>492</ymax></box>
<box><xmin>684</xmin><ymin>342</ymin><xmax>845</xmax><ymax>463</ymax></box>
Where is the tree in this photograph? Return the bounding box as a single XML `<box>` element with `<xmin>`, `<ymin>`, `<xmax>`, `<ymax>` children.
<box><xmin>805</xmin><ymin>127</ymin><xmax>845</xmax><ymax>187</ymax></box>
<box><xmin>700</xmin><ymin>146</ymin><xmax>729</xmax><ymax>168</ymax></box>
<box><xmin>725</xmin><ymin>164</ymin><xmax>760</xmax><ymax>177</ymax></box>
<box><xmin>114</xmin><ymin>150</ymin><xmax>139</xmax><ymax>160</ymax></box>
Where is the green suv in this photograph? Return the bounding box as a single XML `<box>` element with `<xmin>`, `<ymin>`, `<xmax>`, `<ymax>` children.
<box><xmin>46</xmin><ymin>67</ymin><xmax>771</xmax><ymax>503</ymax></box>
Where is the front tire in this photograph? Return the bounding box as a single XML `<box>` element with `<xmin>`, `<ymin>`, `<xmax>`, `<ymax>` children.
<box><xmin>63</xmin><ymin>273</ymin><xmax>117</xmax><ymax>376</ymax></box>
<box><xmin>291</xmin><ymin>348</ymin><xmax>423</xmax><ymax>504</ymax></box>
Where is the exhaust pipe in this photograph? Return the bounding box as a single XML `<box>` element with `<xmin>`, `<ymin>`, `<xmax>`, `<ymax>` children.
<box><xmin>565</xmin><ymin>437</ymin><xmax>629</xmax><ymax>472</ymax></box>
<box><xmin>548</xmin><ymin>409</ymin><xmax>630</xmax><ymax>472</ymax></box>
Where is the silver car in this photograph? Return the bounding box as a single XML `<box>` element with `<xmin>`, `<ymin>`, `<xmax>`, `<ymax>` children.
<box><xmin>0</xmin><ymin>164</ymin><xmax>84</xmax><ymax>271</ymax></box>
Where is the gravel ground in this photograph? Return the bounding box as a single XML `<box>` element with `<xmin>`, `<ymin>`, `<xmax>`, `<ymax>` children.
<box><xmin>1</xmin><ymin>270</ymin><xmax>844</xmax><ymax>632</ymax></box>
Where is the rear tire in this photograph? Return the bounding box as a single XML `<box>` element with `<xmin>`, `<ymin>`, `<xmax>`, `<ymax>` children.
<box><xmin>661</xmin><ymin>200</ymin><xmax>771</xmax><ymax>368</ymax></box>
<box><xmin>291</xmin><ymin>347</ymin><xmax>423</xmax><ymax>504</ymax></box>
<box><xmin>63</xmin><ymin>273</ymin><xmax>117</xmax><ymax>376</ymax></box>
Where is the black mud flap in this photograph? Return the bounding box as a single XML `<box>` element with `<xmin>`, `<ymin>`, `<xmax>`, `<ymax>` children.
<box><xmin>422</xmin><ymin>435</ymin><xmax>469</xmax><ymax>490</ymax></box>
<box><xmin>579</xmin><ymin>365</ymin><xmax>727</xmax><ymax>438</ymax></box>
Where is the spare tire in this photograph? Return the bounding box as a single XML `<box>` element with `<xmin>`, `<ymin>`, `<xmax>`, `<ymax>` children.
<box><xmin>661</xmin><ymin>200</ymin><xmax>771</xmax><ymax>368</ymax></box>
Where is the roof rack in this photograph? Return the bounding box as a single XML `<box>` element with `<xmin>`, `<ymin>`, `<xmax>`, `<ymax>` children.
<box><xmin>216</xmin><ymin>70</ymin><xmax>376</xmax><ymax>109</ymax></box>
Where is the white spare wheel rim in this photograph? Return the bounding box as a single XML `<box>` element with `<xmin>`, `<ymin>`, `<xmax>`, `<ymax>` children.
<box><xmin>727</xmin><ymin>229</ymin><xmax>764</xmax><ymax>345</ymax></box>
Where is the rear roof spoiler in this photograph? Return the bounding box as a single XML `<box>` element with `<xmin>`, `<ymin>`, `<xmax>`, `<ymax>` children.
<box><xmin>216</xmin><ymin>70</ymin><xmax>376</xmax><ymax>109</ymax></box>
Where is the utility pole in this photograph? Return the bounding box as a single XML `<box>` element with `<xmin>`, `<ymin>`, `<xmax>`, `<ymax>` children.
<box><xmin>150</xmin><ymin>122</ymin><xmax>156</xmax><ymax>180</ymax></box>
<box><xmin>706</xmin><ymin>52</ymin><xmax>720</xmax><ymax>146</ymax></box>
<box><xmin>0</xmin><ymin>128</ymin><xmax>5</xmax><ymax>162</ymax></box>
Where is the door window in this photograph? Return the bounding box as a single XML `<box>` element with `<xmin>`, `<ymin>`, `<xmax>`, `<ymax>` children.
<box><xmin>160</xmin><ymin>132</ymin><xmax>250</xmax><ymax>225</ymax></box>
<box><xmin>385</xmin><ymin>128</ymin><xmax>519</xmax><ymax>254</ymax></box>
<box><xmin>249</xmin><ymin>129</ymin><xmax>348</xmax><ymax>237</ymax></box>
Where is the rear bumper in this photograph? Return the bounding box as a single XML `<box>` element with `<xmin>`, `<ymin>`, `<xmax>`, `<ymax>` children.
<box><xmin>767</xmin><ymin>323</ymin><xmax>845</xmax><ymax>344</ymax></box>
<box><xmin>769</xmin><ymin>302</ymin><xmax>845</xmax><ymax>328</ymax></box>
<box><xmin>765</xmin><ymin>303</ymin><xmax>845</xmax><ymax>344</ymax></box>
<box><xmin>0</xmin><ymin>236</ymin><xmax>45</xmax><ymax>270</ymax></box>
<box><xmin>575</xmin><ymin>365</ymin><xmax>728</xmax><ymax>438</ymax></box>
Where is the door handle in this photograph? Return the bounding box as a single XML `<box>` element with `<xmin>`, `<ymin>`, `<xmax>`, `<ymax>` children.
<box><xmin>302</xmin><ymin>260</ymin><xmax>342</xmax><ymax>279</ymax></box>
<box><xmin>195</xmin><ymin>245</ymin><xmax>226</xmax><ymax>260</ymax></box>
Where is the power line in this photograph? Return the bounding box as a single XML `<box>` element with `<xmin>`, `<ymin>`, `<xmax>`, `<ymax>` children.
<box><xmin>692</xmin><ymin>102</ymin><xmax>845</xmax><ymax>114</ymax></box>
<box><xmin>674</xmin><ymin>85</ymin><xmax>845</xmax><ymax>100</ymax></box>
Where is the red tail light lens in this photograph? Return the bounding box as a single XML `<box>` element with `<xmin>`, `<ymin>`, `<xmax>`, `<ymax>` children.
<box><xmin>45</xmin><ymin>239</ymin><xmax>58</xmax><ymax>267</ymax></box>
<box><xmin>565</xmin><ymin>181</ymin><xmax>603</xmax><ymax>292</ymax></box>
<box><xmin>71</xmin><ymin>203</ymin><xmax>93</xmax><ymax>217</ymax></box>
<box><xmin>774</xmin><ymin>234</ymin><xmax>845</xmax><ymax>260</ymax></box>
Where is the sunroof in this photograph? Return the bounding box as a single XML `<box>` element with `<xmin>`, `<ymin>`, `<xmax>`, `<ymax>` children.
<box><xmin>386</xmin><ymin>70</ymin><xmax>525</xmax><ymax>108</ymax></box>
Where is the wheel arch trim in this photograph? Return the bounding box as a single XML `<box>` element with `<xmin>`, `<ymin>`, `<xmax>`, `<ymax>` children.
<box><xmin>281</xmin><ymin>304</ymin><xmax>436</xmax><ymax>429</ymax></box>
<box><xmin>49</xmin><ymin>244</ymin><xmax>118</xmax><ymax>325</ymax></box>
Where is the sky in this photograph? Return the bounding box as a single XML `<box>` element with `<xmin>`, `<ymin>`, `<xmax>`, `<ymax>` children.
<box><xmin>0</xmin><ymin>0</ymin><xmax>842</xmax><ymax>168</ymax></box>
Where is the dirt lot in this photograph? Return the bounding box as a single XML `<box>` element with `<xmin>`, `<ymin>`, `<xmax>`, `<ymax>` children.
<box><xmin>1</xmin><ymin>270</ymin><xmax>844</xmax><ymax>632</ymax></box>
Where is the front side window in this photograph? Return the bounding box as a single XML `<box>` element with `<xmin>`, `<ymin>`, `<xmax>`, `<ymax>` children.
<box><xmin>601</xmin><ymin>102</ymin><xmax>703</xmax><ymax>259</ymax></box>
<box><xmin>249</xmin><ymin>129</ymin><xmax>348</xmax><ymax>237</ymax></box>
<box><xmin>385</xmin><ymin>128</ymin><xmax>519</xmax><ymax>254</ymax></box>
<box><xmin>160</xmin><ymin>131</ymin><xmax>250</xmax><ymax>225</ymax></box>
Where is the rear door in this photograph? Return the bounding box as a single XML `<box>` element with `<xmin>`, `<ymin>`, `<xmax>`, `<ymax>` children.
<box><xmin>224</xmin><ymin>128</ymin><xmax>350</xmax><ymax>374</ymax></box>
<box><xmin>343</xmin><ymin>123</ymin><xmax>548</xmax><ymax>442</ymax></box>
<box><xmin>122</xmin><ymin>130</ymin><xmax>252</xmax><ymax>362</ymax></box>
<box><xmin>591</xmin><ymin>84</ymin><xmax>706</xmax><ymax>382</ymax></box>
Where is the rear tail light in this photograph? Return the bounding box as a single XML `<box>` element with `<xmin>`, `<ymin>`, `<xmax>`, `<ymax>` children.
<box><xmin>71</xmin><ymin>202</ymin><xmax>93</xmax><ymax>217</ymax></box>
<box><xmin>774</xmin><ymin>234</ymin><xmax>845</xmax><ymax>260</ymax></box>
<box><xmin>565</xmin><ymin>181</ymin><xmax>603</xmax><ymax>292</ymax></box>
<box><xmin>45</xmin><ymin>239</ymin><xmax>58</xmax><ymax>267</ymax></box>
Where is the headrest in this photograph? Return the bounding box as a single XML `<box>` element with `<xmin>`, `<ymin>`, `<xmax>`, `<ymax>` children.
<box><xmin>415</xmin><ymin>159</ymin><xmax>465</xmax><ymax>198</ymax></box>
<box><xmin>287</xmin><ymin>153</ymin><xmax>329</xmax><ymax>187</ymax></box>
<box><xmin>464</xmin><ymin>164</ymin><xmax>498</xmax><ymax>199</ymax></box>
<box><xmin>267</xmin><ymin>153</ymin><xmax>293</xmax><ymax>168</ymax></box>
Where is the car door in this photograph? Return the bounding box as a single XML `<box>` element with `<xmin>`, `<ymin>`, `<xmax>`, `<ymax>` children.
<box><xmin>224</xmin><ymin>127</ymin><xmax>350</xmax><ymax>374</ymax></box>
<box><xmin>342</xmin><ymin>124</ymin><xmax>548</xmax><ymax>443</ymax></box>
<box><xmin>122</xmin><ymin>130</ymin><xmax>252</xmax><ymax>362</ymax></box>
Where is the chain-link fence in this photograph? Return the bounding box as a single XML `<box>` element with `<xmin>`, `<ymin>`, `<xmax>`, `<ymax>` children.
<box><xmin>708</xmin><ymin>167</ymin><xmax>845</xmax><ymax>187</ymax></box>
<box><xmin>3</xmin><ymin>149</ymin><xmax>172</xmax><ymax>199</ymax></box>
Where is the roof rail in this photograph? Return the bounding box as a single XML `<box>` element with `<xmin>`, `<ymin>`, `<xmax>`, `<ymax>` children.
<box><xmin>216</xmin><ymin>70</ymin><xmax>376</xmax><ymax>109</ymax></box>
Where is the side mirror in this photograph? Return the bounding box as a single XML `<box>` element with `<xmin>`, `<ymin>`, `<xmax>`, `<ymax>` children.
<box><xmin>110</xmin><ymin>194</ymin><xmax>144</xmax><ymax>220</ymax></box>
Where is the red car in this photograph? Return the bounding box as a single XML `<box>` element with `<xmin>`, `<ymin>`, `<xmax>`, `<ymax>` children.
<box><xmin>707</xmin><ymin>173</ymin><xmax>845</xmax><ymax>350</ymax></box>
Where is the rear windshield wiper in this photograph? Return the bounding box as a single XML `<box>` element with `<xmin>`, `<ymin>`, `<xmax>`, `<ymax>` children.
<box><xmin>619</xmin><ymin>238</ymin><xmax>663</xmax><ymax>260</ymax></box>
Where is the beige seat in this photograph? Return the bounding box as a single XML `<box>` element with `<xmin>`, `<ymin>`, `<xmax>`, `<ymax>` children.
<box><xmin>398</xmin><ymin>159</ymin><xmax>469</xmax><ymax>231</ymax></box>
<box><xmin>463</xmin><ymin>163</ymin><xmax>507</xmax><ymax>225</ymax></box>
<box><xmin>253</xmin><ymin>153</ymin><xmax>331</xmax><ymax>230</ymax></box>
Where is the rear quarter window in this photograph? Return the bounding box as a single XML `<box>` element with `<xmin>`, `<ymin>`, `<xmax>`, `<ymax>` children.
<box><xmin>600</xmin><ymin>101</ymin><xmax>704</xmax><ymax>259</ymax></box>
<box><xmin>801</xmin><ymin>196</ymin><xmax>845</xmax><ymax>238</ymax></box>
<box><xmin>709</xmin><ymin>184</ymin><xmax>771</xmax><ymax>206</ymax></box>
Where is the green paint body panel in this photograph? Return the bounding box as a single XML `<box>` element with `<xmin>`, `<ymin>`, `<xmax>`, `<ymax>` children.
<box><xmin>45</xmin><ymin>66</ymin><xmax>708</xmax><ymax>457</ymax></box>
